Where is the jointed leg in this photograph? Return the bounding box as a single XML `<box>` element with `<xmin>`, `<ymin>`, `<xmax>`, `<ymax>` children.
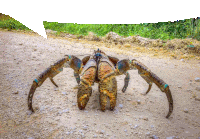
<box><xmin>49</xmin><ymin>77</ymin><xmax>59</xmax><ymax>87</ymax></box>
<box><xmin>131</xmin><ymin>59</ymin><xmax>173</xmax><ymax>118</ymax></box>
<box><xmin>138</xmin><ymin>71</ymin><xmax>152</xmax><ymax>95</ymax></box>
<box><xmin>122</xmin><ymin>72</ymin><xmax>130</xmax><ymax>93</ymax></box>
<box><xmin>115</xmin><ymin>59</ymin><xmax>173</xmax><ymax>118</ymax></box>
<box><xmin>28</xmin><ymin>81</ymin><xmax>38</xmax><ymax>112</ymax></box>
<box><xmin>74</xmin><ymin>71</ymin><xmax>80</xmax><ymax>84</ymax></box>
<box><xmin>28</xmin><ymin>55</ymin><xmax>82</xmax><ymax>113</ymax></box>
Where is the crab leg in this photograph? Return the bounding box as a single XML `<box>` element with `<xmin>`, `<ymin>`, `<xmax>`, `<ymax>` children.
<box><xmin>131</xmin><ymin>59</ymin><xmax>173</xmax><ymax>118</ymax></box>
<box><xmin>116</xmin><ymin>59</ymin><xmax>173</xmax><ymax>118</ymax></box>
<box><xmin>122</xmin><ymin>72</ymin><xmax>130</xmax><ymax>93</ymax></box>
<box><xmin>28</xmin><ymin>81</ymin><xmax>38</xmax><ymax>112</ymax></box>
<box><xmin>28</xmin><ymin>55</ymin><xmax>83</xmax><ymax>112</ymax></box>
<box><xmin>74</xmin><ymin>72</ymin><xmax>80</xmax><ymax>84</ymax></box>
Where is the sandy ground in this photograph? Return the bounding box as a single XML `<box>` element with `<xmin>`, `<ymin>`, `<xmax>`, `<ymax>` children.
<box><xmin>0</xmin><ymin>31</ymin><xmax>200</xmax><ymax>139</ymax></box>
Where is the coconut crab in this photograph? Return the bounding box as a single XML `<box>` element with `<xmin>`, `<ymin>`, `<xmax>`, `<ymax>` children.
<box><xmin>28</xmin><ymin>49</ymin><xmax>173</xmax><ymax>118</ymax></box>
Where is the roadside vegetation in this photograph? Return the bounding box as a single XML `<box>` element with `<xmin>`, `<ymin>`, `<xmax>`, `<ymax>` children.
<box><xmin>43</xmin><ymin>19</ymin><xmax>200</xmax><ymax>41</ymax></box>
<box><xmin>0</xmin><ymin>13</ymin><xmax>30</xmax><ymax>31</ymax></box>
<box><xmin>0</xmin><ymin>13</ymin><xmax>199</xmax><ymax>41</ymax></box>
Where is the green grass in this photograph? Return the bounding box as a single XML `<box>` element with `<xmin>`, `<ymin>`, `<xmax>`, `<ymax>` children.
<box><xmin>0</xmin><ymin>18</ymin><xmax>31</xmax><ymax>31</ymax></box>
<box><xmin>0</xmin><ymin>13</ymin><xmax>199</xmax><ymax>41</ymax></box>
<box><xmin>43</xmin><ymin>19</ymin><xmax>200</xmax><ymax>41</ymax></box>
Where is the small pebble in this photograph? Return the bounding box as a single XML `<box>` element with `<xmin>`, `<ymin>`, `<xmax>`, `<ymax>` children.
<box><xmin>184</xmin><ymin>108</ymin><xmax>188</xmax><ymax>113</ymax></box>
<box><xmin>118</xmin><ymin>104</ymin><xmax>123</xmax><ymax>108</ymax></box>
<box><xmin>114</xmin><ymin>108</ymin><xmax>119</xmax><ymax>114</ymax></box>
<box><xmin>137</xmin><ymin>100</ymin><xmax>141</xmax><ymax>104</ymax></box>
<box><xmin>180</xmin><ymin>59</ymin><xmax>184</xmax><ymax>62</ymax></box>
<box><xmin>83</xmin><ymin>126</ymin><xmax>88</xmax><ymax>130</ymax></box>
<box><xmin>27</xmin><ymin>110</ymin><xmax>33</xmax><ymax>115</ymax></box>
<box><xmin>72</xmin><ymin>103</ymin><xmax>76</xmax><ymax>106</ymax></box>
<box><xmin>58</xmin><ymin>111</ymin><xmax>63</xmax><ymax>114</ymax></box>
<box><xmin>93</xmin><ymin>135</ymin><xmax>97</xmax><ymax>138</ymax></box>
<box><xmin>152</xmin><ymin>135</ymin><xmax>159</xmax><ymax>139</ymax></box>
<box><xmin>127</xmin><ymin>98</ymin><xmax>131</xmax><ymax>101</ymax></box>
<box><xmin>124</xmin><ymin>129</ymin><xmax>127</xmax><ymax>132</ymax></box>
<box><xmin>63</xmin><ymin>109</ymin><xmax>69</xmax><ymax>113</ymax></box>
<box><xmin>195</xmin><ymin>98</ymin><xmax>200</xmax><ymax>101</ymax></box>
<box><xmin>166</xmin><ymin>136</ymin><xmax>175</xmax><ymax>139</ymax></box>
<box><xmin>13</xmin><ymin>91</ymin><xmax>19</xmax><ymax>94</ymax></box>
<box><xmin>195</xmin><ymin>77</ymin><xmax>200</xmax><ymax>82</ymax></box>
<box><xmin>143</xmin><ymin>117</ymin><xmax>148</xmax><ymax>121</ymax></box>
<box><xmin>84</xmin><ymin>110</ymin><xmax>88</xmax><ymax>113</ymax></box>
<box><xmin>36</xmin><ymin>95</ymin><xmax>40</xmax><ymax>99</ymax></box>
<box><xmin>151</xmin><ymin>125</ymin><xmax>154</xmax><ymax>128</ymax></box>
<box><xmin>81</xmin><ymin>134</ymin><xmax>85</xmax><ymax>137</ymax></box>
<box><xmin>134</xmin><ymin>125</ymin><xmax>138</xmax><ymax>128</ymax></box>
<box><xmin>146</xmin><ymin>132</ymin><xmax>150</xmax><ymax>135</ymax></box>
<box><xmin>186</xmin><ymin>89</ymin><xmax>191</xmax><ymax>92</ymax></box>
<box><xmin>196</xmin><ymin>87</ymin><xmax>200</xmax><ymax>91</ymax></box>
<box><xmin>40</xmin><ymin>106</ymin><xmax>45</xmax><ymax>111</ymax></box>
<box><xmin>62</xmin><ymin>92</ymin><xmax>67</xmax><ymax>95</ymax></box>
<box><xmin>70</xmin><ymin>130</ymin><xmax>73</xmax><ymax>134</ymax></box>
<box><xmin>100</xmin><ymin>130</ymin><xmax>105</xmax><ymax>134</ymax></box>
<box><xmin>66</xmin><ymin>132</ymin><xmax>70</xmax><ymax>135</ymax></box>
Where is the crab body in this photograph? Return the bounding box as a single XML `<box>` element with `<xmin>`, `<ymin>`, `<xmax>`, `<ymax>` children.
<box><xmin>78</xmin><ymin>51</ymin><xmax>118</xmax><ymax>111</ymax></box>
<box><xmin>28</xmin><ymin>49</ymin><xmax>173</xmax><ymax>118</ymax></box>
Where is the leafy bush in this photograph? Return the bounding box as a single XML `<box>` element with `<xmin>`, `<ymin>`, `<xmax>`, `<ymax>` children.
<box><xmin>0</xmin><ymin>16</ymin><xmax>199</xmax><ymax>41</ymax></box>
<box><xmin>0</xmin><ymin>18</ymin><xmax>30</xmax><ymax>30</ymax></box>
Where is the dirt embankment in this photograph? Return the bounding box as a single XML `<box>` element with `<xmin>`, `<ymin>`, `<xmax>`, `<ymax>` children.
<box><xmin>0</xmin><ymin>30</ymin><xmax>200</xmax><ymax>139</ymax></box>
<box><xmin>45</xmin><ymin>30</ymin><xmax>200</xmax><ymax>59</ymax></box>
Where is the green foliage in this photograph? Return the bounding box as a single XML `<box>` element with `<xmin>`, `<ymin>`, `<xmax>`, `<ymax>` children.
<box><xmin>0</xmin><ymin>19</ymin><xmax>30</xmax><ymax>30</ymax></box>
<box><xmin>0</xmin><ymin>18</ymin><xmax>199</xmax><ymax>41</ymax></box>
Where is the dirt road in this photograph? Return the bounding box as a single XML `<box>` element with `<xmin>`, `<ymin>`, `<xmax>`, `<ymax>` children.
<box><xmin>0</xmin><ymin>31</ymin><xmax>200</xmax><ymax>139</ymax></box>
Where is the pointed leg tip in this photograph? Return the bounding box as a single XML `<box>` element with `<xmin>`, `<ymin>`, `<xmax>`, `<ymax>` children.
<box><xmin>165</xmin><ymin>111</ymin><xmax>173</xmax><ymax>118</ymax></box>
<box><xmin>166</xmin><ymin>115</ymin><xmax>170</xmax><ymax>118</ymax></box>
<box><xmin>27</xmin><ymin>109</ymin><xmax>34</xmax><ymax>115</ymax></box>
<box><xmin>141</xmin><ymin>91</ymin><xmax>147</xmax><ymax>95</ymax></box>
<box><xmin>54</xmin><ymin>87</ymin><xmax>59</xmax><ymax>91</ymax></box>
